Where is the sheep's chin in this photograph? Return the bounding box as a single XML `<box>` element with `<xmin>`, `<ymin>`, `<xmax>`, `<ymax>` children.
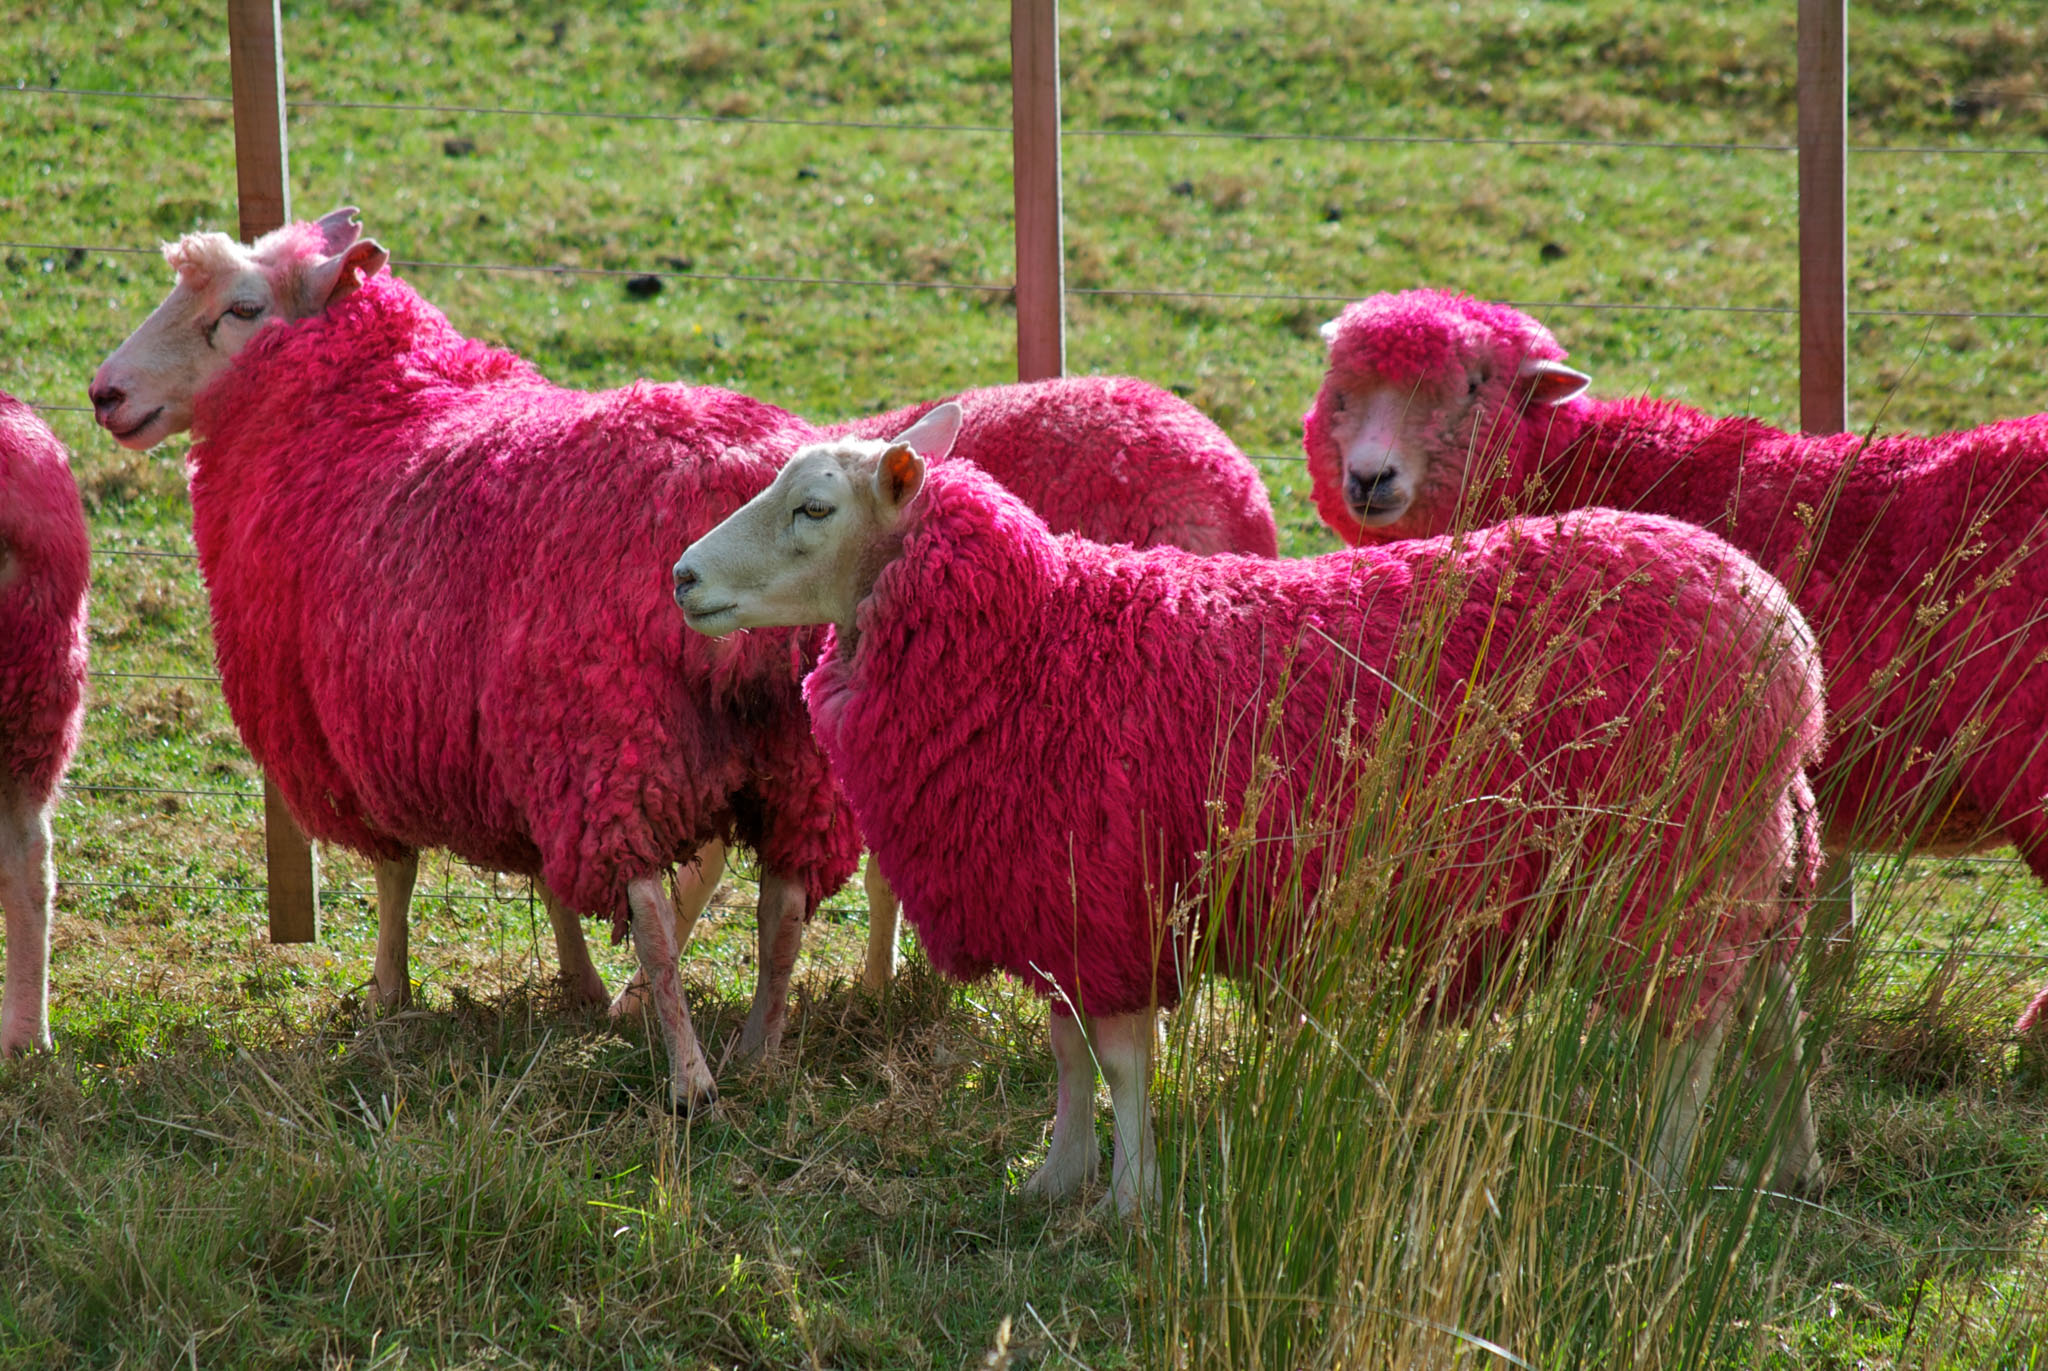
<box><xmin>680</xmin><ymin>604</ymin><xmax>744</xmax><ymax>637</ymax></box>
<box><xmin>1352</xmin><ymin>495</ymin><xmax>1413</xmax><ymax>528</ymax></box>
<box><xmin>107</xmin><ymin>405</ymin><xmax>181</xmax><ymax>451</ymax></box>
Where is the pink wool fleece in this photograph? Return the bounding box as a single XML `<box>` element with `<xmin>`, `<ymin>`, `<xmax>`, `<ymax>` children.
<box><xmin>0</xmin><ymin>393</ymin><xmax>89</xmax><ymax>806</ymax></box>
<box><xmin>829</xmin><ymin>375</ymin><xmax>1278</xmax><ymax>556</ymax></box>
<box><xmin>187</xmin><ymin>271</ymin><xmax>859</xmax><ymax>930</ymax></box>
<box><xmin>806</xmin><ymin>462</ymin><xmax>1822</xmax><ymax>1027</ymax></box>
<box><xmin>1308</xmin><ymin>292</ymin><xmax>2048</xmax><ymax>1026</ymax></box>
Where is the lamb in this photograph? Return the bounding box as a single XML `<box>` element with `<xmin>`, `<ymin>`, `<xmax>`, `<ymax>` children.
<box><xmin>0</xmin><ymin>393</ymin><xmax>90</xmax><ymax>1058</ymax></box>
<box><xmin>673</xmin><ymin>405</ymin><xmax>1830</xmax><ymax>1215</ymax></box>
<box><xmin>89</xmin><ymin>209</ymin><xmax>861</xmax><ymax>1112</ymax></box>
<box><xmin>826</xmin><ymin>378</ymin><xmax>1279</xmax><ymax>987</ymax></box>
<box><xmin>1305</xmin><ymin>289</ymin><xmax>2048</xmax><ymax>1032</ymax></box>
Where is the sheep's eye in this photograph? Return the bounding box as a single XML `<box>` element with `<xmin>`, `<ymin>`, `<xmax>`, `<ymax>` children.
<box><xmin>1330</xmin><ymin>391</ymin><xmax>1347</xmax><ymax>414</ymax></box>
<box><xmin>228</xmin><ymin>301</ymin><xmax>264</xmax><ymax>321</ymax></box>
<box><xmin>797</xmin><ymin>500</ymin><xmax>833</xmax><ymax>522</ymax></box>
<box><xmin>1466</xmin><ymin>374</ymin><xmax>1484</xmax><ymax>397</ymax></box>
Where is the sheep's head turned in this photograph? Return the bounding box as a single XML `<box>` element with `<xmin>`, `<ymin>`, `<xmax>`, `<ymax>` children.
<box><xmin>89</xmin><ymin>206</ymin><xmax>389</xmax><ymax>451</ymax></box>
<box><xmin>1303</xmin><ymin>288</ymin><xmax>1591</xmax><ymax>543</ymax></box>
<box><xmin>675</xmin><ymin>402</ymin><xmax>963</xmax><ymax>637</ymax></box>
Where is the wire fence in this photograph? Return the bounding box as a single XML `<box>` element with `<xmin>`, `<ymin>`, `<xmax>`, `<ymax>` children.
<box><xmin>14</xmin><ymin>81</ymin><xmax>2048</xmax><ymax>157</ymax></box>
<box><xmin>11</xmin><ymin>14</ymin><xmax>2048</xmax><ymax>985</ymax></box>
<box><xmin>15</xmin><ymin>235</ymin><xmax>2048</xmax><ymax>323</ymax></box>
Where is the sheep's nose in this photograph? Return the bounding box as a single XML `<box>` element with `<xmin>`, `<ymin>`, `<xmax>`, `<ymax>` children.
<box><xmin>1345</xmin><ymin>468</ymin><xmax>1399</xmax><ymax>511</ymax></box>
<box><xmin>88</xmin><ymin>381</ymin><xmax>125</xmax><ymax>421</ymax></box>
<box><xmin>672</xmin><ymin>560</ymin><xmax>698</xmax><ymax>606</ymax></box>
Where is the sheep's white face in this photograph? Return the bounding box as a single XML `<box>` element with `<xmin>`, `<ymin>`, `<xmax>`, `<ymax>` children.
<box><xmin>674</xmin><ymin>404</ymin><xmax>962</xmax><ymax>636</ymax></box>
<box><xmin>1322</xmin><ymin>384</ymin><xmax>1435</xmax><ymax>529</ymax></box>
<box><xmin>1317</xmin><ymin>331</ymin><xmax>1590</xmax><ymax>537</ymax></box>
<box><xmin>89</xmin><ymin>207</ymin><xmax>386</xmax><ymax>451</ymax></box>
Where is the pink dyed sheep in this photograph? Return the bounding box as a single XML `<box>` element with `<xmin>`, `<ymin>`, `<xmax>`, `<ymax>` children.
<box><xmin>0</xmin><ymin>392</ymin><xmax>89</xmax><ymax>1057</ymax></box>
<box><xmin>1306</xmin><ymin>289</ymin><xmax>2048</xmax><ymax>1032</ymax></box>
<box><xmin>827</xmin><ymin>377</ymin><xmax>1279</xmax><ymax>986</ymax></box>
<box><xmin>90</xmin><ymin>212</ymin><xmax>859</xmax><ymax>1112</ymax></box>
<box><xmin>829</xmin><ymin>378</ymin><xmax>1277</xmax><ymax>557</ymax></box>
<box><xmin>674</xmin><ymin>408</ymin><xmax>1829</xmax><ymax>1214</ymax></box>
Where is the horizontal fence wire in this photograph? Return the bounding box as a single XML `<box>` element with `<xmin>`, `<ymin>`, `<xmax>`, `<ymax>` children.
<box><xmin>61</xmin><ymin>878</ymin><xmax>537</xmax><ymax>904</ymax></box>
<box><xmin>393</xmin><ymin>256</ymin><xmax>1009</xmax><ymax>294</ymax></box>
<box><xmin>13</xmin><ymin>242</ymin><xmax>2048</xmax><ymax>324</ymax></box>
<box><xmin>92</xmin><ymin>670</ymin><xmax>220</xmax><ymax>684</ymax></box>
<box><xmin>72</xmin><ymin>783</ymin><xmax>258</xmax><ymax>800</ymax></box>
<box><xmin>10</xmin><ymin>82</ymin><xmax>2048</xmax><ymax>157</ymax></box>
<box><xmin>61</xmin><ymin>875</ymin><xmax>846</xmax><ymax>909</ymax></box>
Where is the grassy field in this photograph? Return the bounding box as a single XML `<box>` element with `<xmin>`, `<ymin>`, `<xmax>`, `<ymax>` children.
<box><xmin>4</xmin><ymin>1</ymin><xmax>2048</xmax><ymax>1365</ymax></box>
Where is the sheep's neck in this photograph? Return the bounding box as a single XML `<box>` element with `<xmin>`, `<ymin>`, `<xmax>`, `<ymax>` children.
<box><xmin>836</xmin><ymin>529</ymin><xmax>912</xmax><ymax>658</ymax></box>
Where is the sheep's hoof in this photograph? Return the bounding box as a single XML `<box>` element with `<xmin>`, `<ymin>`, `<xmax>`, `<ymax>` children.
<box><xmin>731</xmin><ymin>1016</ymin><xmax>781</xmax><ymax>1067</ymax></box>
<box><xmin>1716</xmin><ymin>1155</ymin><xmax>1825</xmax><ymax>1199</ymax></box>
<box><xmin>607</xmin><ymin>981</ymin><xmax>654</xmax><ymax>1032</ymax></box>
<box><xmin>1092</xmin><ymin>1188</ymin><xmax>1148</xmax><ymax>1224</ymax></box>
<box><xmin>558</xmin><ymin>969</ymin><xmax>611</xmax><ymax>1012</ymax></box>
<box><xmin>1771</xmin><ymin>1156</ymin><xmax>1826</xmax><ymax>1200</ymax></box>
<box><xmin>1021</xmin><ymin>1153</ymin><xmax>1099</xmax><ymax>1203</ymax></box>
<box><xmin>670</xmin><ymin>1083</ymin><xmax>719</xmax><ymax>1119</ymax></box>
<box><xmin>0</xmin><ymin>1031</ymin><xmax>51</xmax><ymax>1059</ymax></box>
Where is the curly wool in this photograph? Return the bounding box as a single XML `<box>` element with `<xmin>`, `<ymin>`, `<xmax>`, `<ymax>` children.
<box><xmin>0</xmin><ymin>393</ymin><xmax>89</xmax><ymax>806</ymax></box>
<box><xmin>187</xmin><ymin>271</ymin><xmax>860</xmax><ymax>930</ymax></box>
<box><xmin>830</xmin><ymin>375</ymin><xmax>1279</xmax><ymax>556</ymax></box>
<box><xmin>1307</xmin><ymin>291</ymin><xmax>2048</xmax><ymax>1027</ymax></box>
<box><xmin>806</xmin><ymin>462</ymin><xmax>1822</xmax><ymax>1027</ymax></box>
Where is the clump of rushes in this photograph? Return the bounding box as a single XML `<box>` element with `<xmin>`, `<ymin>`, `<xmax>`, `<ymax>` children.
<box><xmin>1139</xmin><ymin>541</ymin><xmax>1843</xmax><ymax>1368</ymax></box>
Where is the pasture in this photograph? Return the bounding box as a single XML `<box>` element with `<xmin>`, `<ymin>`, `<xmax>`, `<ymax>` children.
<box><xmin>4</xmin><ymin>1</ymin><xmax>2048</xmax><ymax>1365</ymax></box>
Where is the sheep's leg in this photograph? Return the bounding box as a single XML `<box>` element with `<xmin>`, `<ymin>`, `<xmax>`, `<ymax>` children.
<box><xmin>860</xmin><ymin>860</ymin><xmax>901</xmax><ymax>992</ymax></box>
<box><xmin>1808</xmin><ymin>849</ymin><xmax>1858</xmax><ymax>984</ymax></box>
<box><xmin>626</xmin><ymin>872</ymin><xmax>717</xmax><ymax>1114</ymax></box>
<box><xmin>540</xmin><ymin>884</ymin><xmax>609</xmax><ymax>1010</ymax></box>
<box><xmin>611</xmin><ymin>839</ymin><xmax>725</xmax><ymax>1024</ymax></box>
<box><xmin>0</xmin><ymin>799</ymin><xmax>55</xmax><ymax>1056</ymax></box>
<box><xmin>734</xmin><ymin>869</ymin><xmax>807</xmax><ymax>1062</ymax></box>
<box><xmin>370</xmin><ymin>851</ymin><xmax>419</xmax><ymax>1011</ymax></box>
<box><xmin>1648</xmin><ymin>1011</ymin><xmax>1730</xmax><ymax>1193</ymax></box>
<box><xmin>1095</xmin><ymin>1010</ymin><xmax>1161</xmax><ymax>1219</ymax></box>
<box><xmin>1751</xmin><ymin>959</ymin><xmax>1823</xmax><ymax>1195</ymax></box>
<box><xmin>1022</xmin><ymin>1009</ymin><xmax>1100</xmax><ymax>1200</ymax></box>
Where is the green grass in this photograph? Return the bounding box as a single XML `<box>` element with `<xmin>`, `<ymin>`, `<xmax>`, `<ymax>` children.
<box><xmin>4</xmin><ymin>1</ymin><xmax>2048</xmax><ymax>1365</ymax></box>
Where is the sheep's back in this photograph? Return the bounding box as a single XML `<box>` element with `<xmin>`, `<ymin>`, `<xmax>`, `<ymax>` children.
<box><xmin>0</xmin><ymin>394</ymin><xmax>89</xmax><ymax>806</ymax></box>
<box><xmin>1562</xmin><ymin>400</ymin><xmax>2048</xmax><ymax>843</ymax></box>
<box><xmin>832</xmin><ymin>376</ymin><xmax>1279</xmax><ymax>557</ymax></box>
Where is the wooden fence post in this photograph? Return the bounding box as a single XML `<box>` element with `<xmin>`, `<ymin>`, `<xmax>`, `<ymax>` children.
<box><xmin>1010</xmin><ymin>0</ymin><xmax>1065</xmax><ymax>382</ymax></box>
<box><xmin>1798</xmin><ymin>0</ymin><xmax>1855</xmax><ymax>953</ymax></box>
<box><xmin>228</xmin><ymin>0</ymin><xmax>320</xmax><ymax>943</ymax></box>
<box><xmin>1797</xmin><ymin>0</ymin><xmax>1847</xmax><ymax>435</ymax></box>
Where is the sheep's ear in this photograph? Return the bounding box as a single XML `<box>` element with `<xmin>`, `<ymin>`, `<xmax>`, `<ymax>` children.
<box><xmin>875</xmin><ymin>442</ymin><xmax>926</xmax><ymax>513</ymax></box>
<box><xmin>1517</xmin><ymin>358</ymin><xmax>1591</xmax><ymax>407</ymax></box>
<box><xmin>891</xmin><ymin>401</ymin><xmax>962</xmax><ymax>460</ymax></box>
<box><xmin>299</xmin><ymin>238</ymin><xmax>389</xmax><ymax>315</ymax></box>
<box><xmin>314</xmin><ymin>206</ymin><xmax>364</xmax><ymax>253</ymax></box>
<box><xmin>1319</xmin><ymin>318</ymin><xmax>1343</xmax><ymax>347</ymax></box>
